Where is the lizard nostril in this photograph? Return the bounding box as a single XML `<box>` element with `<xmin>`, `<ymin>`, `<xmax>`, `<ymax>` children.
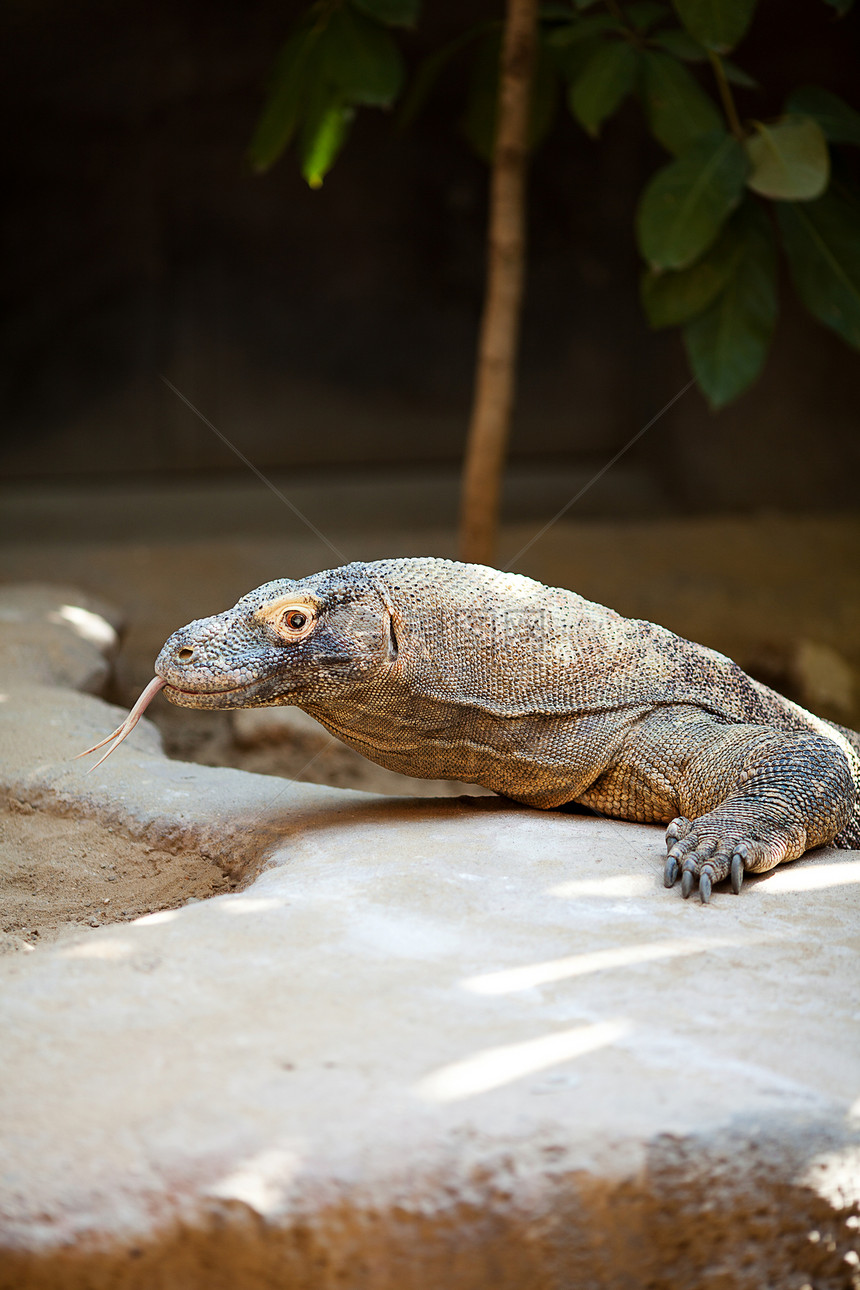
<box><xmin>177</xmin><ymin>647</ymin><xmax>194</xmax><ymax>662</ymax></box>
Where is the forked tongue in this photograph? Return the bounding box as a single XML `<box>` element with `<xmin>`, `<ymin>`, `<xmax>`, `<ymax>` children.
<box><xmin>76</xmin><ymin>676</ymin><xmax>167</xmax><ymax>771</ymax></box>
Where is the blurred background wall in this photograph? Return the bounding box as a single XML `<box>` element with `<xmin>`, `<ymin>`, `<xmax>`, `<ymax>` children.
<box><xmin>2</xmin><ymin>0</ymin><xmax>858</xmax><ymax>512</ymax></box>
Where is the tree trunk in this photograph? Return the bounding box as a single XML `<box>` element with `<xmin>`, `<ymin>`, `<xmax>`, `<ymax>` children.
<box><xmin>458</xmin><ymin>0</ymin><xmax>538</xmax><ymax>565</ymax></box>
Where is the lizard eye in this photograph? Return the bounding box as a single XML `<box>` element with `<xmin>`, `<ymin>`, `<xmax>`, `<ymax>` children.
<box><xmin>260</xmin><ymin>597</ymin><xmax>317</xmax><ymax>641</ymax></box>
<box><xmin>274</xmin><ymin>604</ymin><xmax>316</xmax><ymax>641</ymax></box>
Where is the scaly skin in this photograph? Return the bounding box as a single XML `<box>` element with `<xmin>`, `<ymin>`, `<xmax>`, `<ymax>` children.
<box><xmin>151</xmin><ymin>558</ymin><xmax>860</xmax><ymax>902</ymax></box>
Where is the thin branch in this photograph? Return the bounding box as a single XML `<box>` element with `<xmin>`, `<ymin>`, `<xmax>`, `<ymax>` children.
<box><xmin>458</xmin><ymin>0</ymin><xmax>539</xmax><ymax>564</ymax></box>
<box><xmin>709</xmin><ymin>51</ymin><xmax>745</xmax><ymax>142</ymax></box>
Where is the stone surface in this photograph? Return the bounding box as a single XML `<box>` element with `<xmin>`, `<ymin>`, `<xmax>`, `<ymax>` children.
<box><xmin>0</xmin><ymin>584</ymin><xmax>121</xmax><ymax>693</ymax></box>
<box><xmin>0</xmin><ymin>584</ymin><xmax>859</xmax><ymax>1288</ymax></box>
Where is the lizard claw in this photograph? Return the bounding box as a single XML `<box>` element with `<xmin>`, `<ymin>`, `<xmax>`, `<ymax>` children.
<box><xmin>730</xmin><ymin>853</ymin><xmax>744</xmax><ymax>894</ymax></box>
<box><xmin>663</xmin><ymin>855</ymin><xmax>679</xmax><ymax>887</ymax></box>
<box><xmin>681</xmin><ymin>868</ymin><xmax>695</xmax><ymax>899</ymax></box>
<box><xmin>699</xmin><ymin>869</ymin><xmax>712</xmax><ymax>904</ymax></box>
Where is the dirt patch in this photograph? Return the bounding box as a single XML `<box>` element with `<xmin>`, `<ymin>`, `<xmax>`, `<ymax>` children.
<box><xmin>0</xmin><ymin>799</ymin><xmax>238</xmax><ymax>952</ymax></box>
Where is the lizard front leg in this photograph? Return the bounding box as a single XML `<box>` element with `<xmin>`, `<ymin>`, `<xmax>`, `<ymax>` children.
<box><xmin>578</xmin><ymin>707</ymin><xmax>856</xmax><ymax>902</ymax></box>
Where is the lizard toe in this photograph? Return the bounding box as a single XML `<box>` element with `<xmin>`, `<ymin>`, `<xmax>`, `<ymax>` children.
<box><xmin>672</xmin><ymin>837</ymin><xmax>723</xmax><ymax>901</ymax></box>
<box><xmin>665</xmin><ymin>816</ymin><xmax>692</xmax><ymax>848</ymax></box>
<box><xmin>667</xmin><ymin>834</ymin><xmax>706</xmax><ymax>898</ymax></box>
<box><xmin>666</xmin><ymin>832</ymin><xmax>701</xmax><ymax>863</ymax></box>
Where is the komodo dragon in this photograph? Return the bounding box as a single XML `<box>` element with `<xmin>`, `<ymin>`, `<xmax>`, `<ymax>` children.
<box><xmin>80</xmin><ymin>558</ymin><xmax>860</xmax><ymax>902</ymax></box>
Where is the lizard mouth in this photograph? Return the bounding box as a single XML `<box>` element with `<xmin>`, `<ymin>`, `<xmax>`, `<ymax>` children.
<box><xmin>162</xmin><ymin>680</ymin><xmax>251</xmax><ymax>704</ymax></box>
<box><xmin>160</xmin><ymin>669</ymin><xmax>295</xmax><ymax>708</ymax></box>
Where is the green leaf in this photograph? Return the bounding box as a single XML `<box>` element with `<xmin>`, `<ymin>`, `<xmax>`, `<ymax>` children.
<box><xmin>652</xmin><ymin>21</ymin><xmax>758</xmax><ymax>89</ymax></box>
<box><xmin>785</xmin><ymin>86</ymin><xmax>860</xmax><ymax>146</ymax></box>
<box><xmin>248</xmin><ymin>24</ymin><xmax>323</xmax><ymax>173</ymax></box>
<box><xmin>351</xmin><ymin>0</ymin><xmax>420</xmax><ymax>26</ymax></box>
<box><xmin>300</xmin><ymin>93</ymin><xmax>355</xmax><ymax>187</ymax></box>
<box><xmin>540</xmin><ymin>3</ymin><xmax>579</xmax><ymax>18</ymax></box>
<box><xmin>548</xmin><ymin>34</ymin><xmax>604</xmax><ymax>84</ymax></box>
<box><xmin>640</xmin><ymin>209</ymin><xmax>747</xmax><ymax>326</ymax></box>
<box><xmin>547</xmin><ymin>13</ymin><xmax>620</xmax><ymax>45</ymax></box>
<box><xmin>397</xmin><ymin>21</ymin><xmax>497</xmax><ymax>131</ymax></box>
<box><xmin>778</xmin><ymin>185</ymin><xmax>860</xmax><ymax>348</ymax></box>
<box><xmin>822</xmin><ymin>0</ymin><xmax>854</xmax><ymax>13</ymax></box>
<box><xmin>531</xmin><ymin>42</ymin><xmax>562</xmax><ymax>149</ymax></box>
<box><xmin>670</xmin><ymin>0</ymin><xmax>757</xmax><ymax>52</ymax></box>
<box><xmin>722</xmin><ymin>58</ymin><xmax>757</xmax><ymax>88</ymax></box>
<box><xmin>683</xmin><ymin>201</ymin><xmax>777</xmax><ymax>407</ymax></box>
<box><xmin>745</xmin><ymin>117</ymin><xmax>829</xmax><ymax>200</ymax></box>
<box><xmin>642</xmin><ymin>50</ymin><xmax>722</xmax><ymax>154</ymax></box>
<box><xmin>462</xmin><ymin>33</ymin><xmax>501</xmax><ymax>161</ymax></box>
<box><xmin>569</xmin><ymin>40</ymin><xmax>640</xmax><ymax>137</ymax></box>
<box><xmin>651</xmin><ymin>26</ymin><xmax>707</xmax><ymax>58</ymax></box>
<box><xmin>624</xmin><ymin>2</ymin><xmax>671</xmax><ymax>31</ymax></box>
<box><xmin>636</xmin><ymin>131</ymin><xmax>749</xmax><ymax>269</ymax></box>
<box><xmin>574</xmin><ymin>0</ymin><xmax>602</xmax><ymax>8</ymax></box>
<box><xmin>323</xmin><ymin>6</ymin><xmax>404</xmax><ymax>106</ymax></box>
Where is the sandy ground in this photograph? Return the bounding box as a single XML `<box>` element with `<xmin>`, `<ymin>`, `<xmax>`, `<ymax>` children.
<box><xmin>0</xmin><ymin>799</ymin><xmax>238</xmax><ymax>953</ymax></box>
<box><xmin>0</xmin><ymin>740</ymin><xmax>489</xmax><ymax>951</ymax></box>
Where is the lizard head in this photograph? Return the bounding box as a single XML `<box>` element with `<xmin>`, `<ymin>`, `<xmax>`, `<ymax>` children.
<box><xmin>154</xmin><ymin>566</ymin><xmax>397</xmax><ymax>710</ymax></box>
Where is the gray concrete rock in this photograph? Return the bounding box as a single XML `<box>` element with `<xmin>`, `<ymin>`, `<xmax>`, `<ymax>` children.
<box><xmin>0</xmin><ymin>585</ymin><xmax>859</xmax><ymax>1289</ymax></box>
<box><xmin>0</xmin><ymin>583</ymin><xmax>121</xmax><ymax>694</ymax></box>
